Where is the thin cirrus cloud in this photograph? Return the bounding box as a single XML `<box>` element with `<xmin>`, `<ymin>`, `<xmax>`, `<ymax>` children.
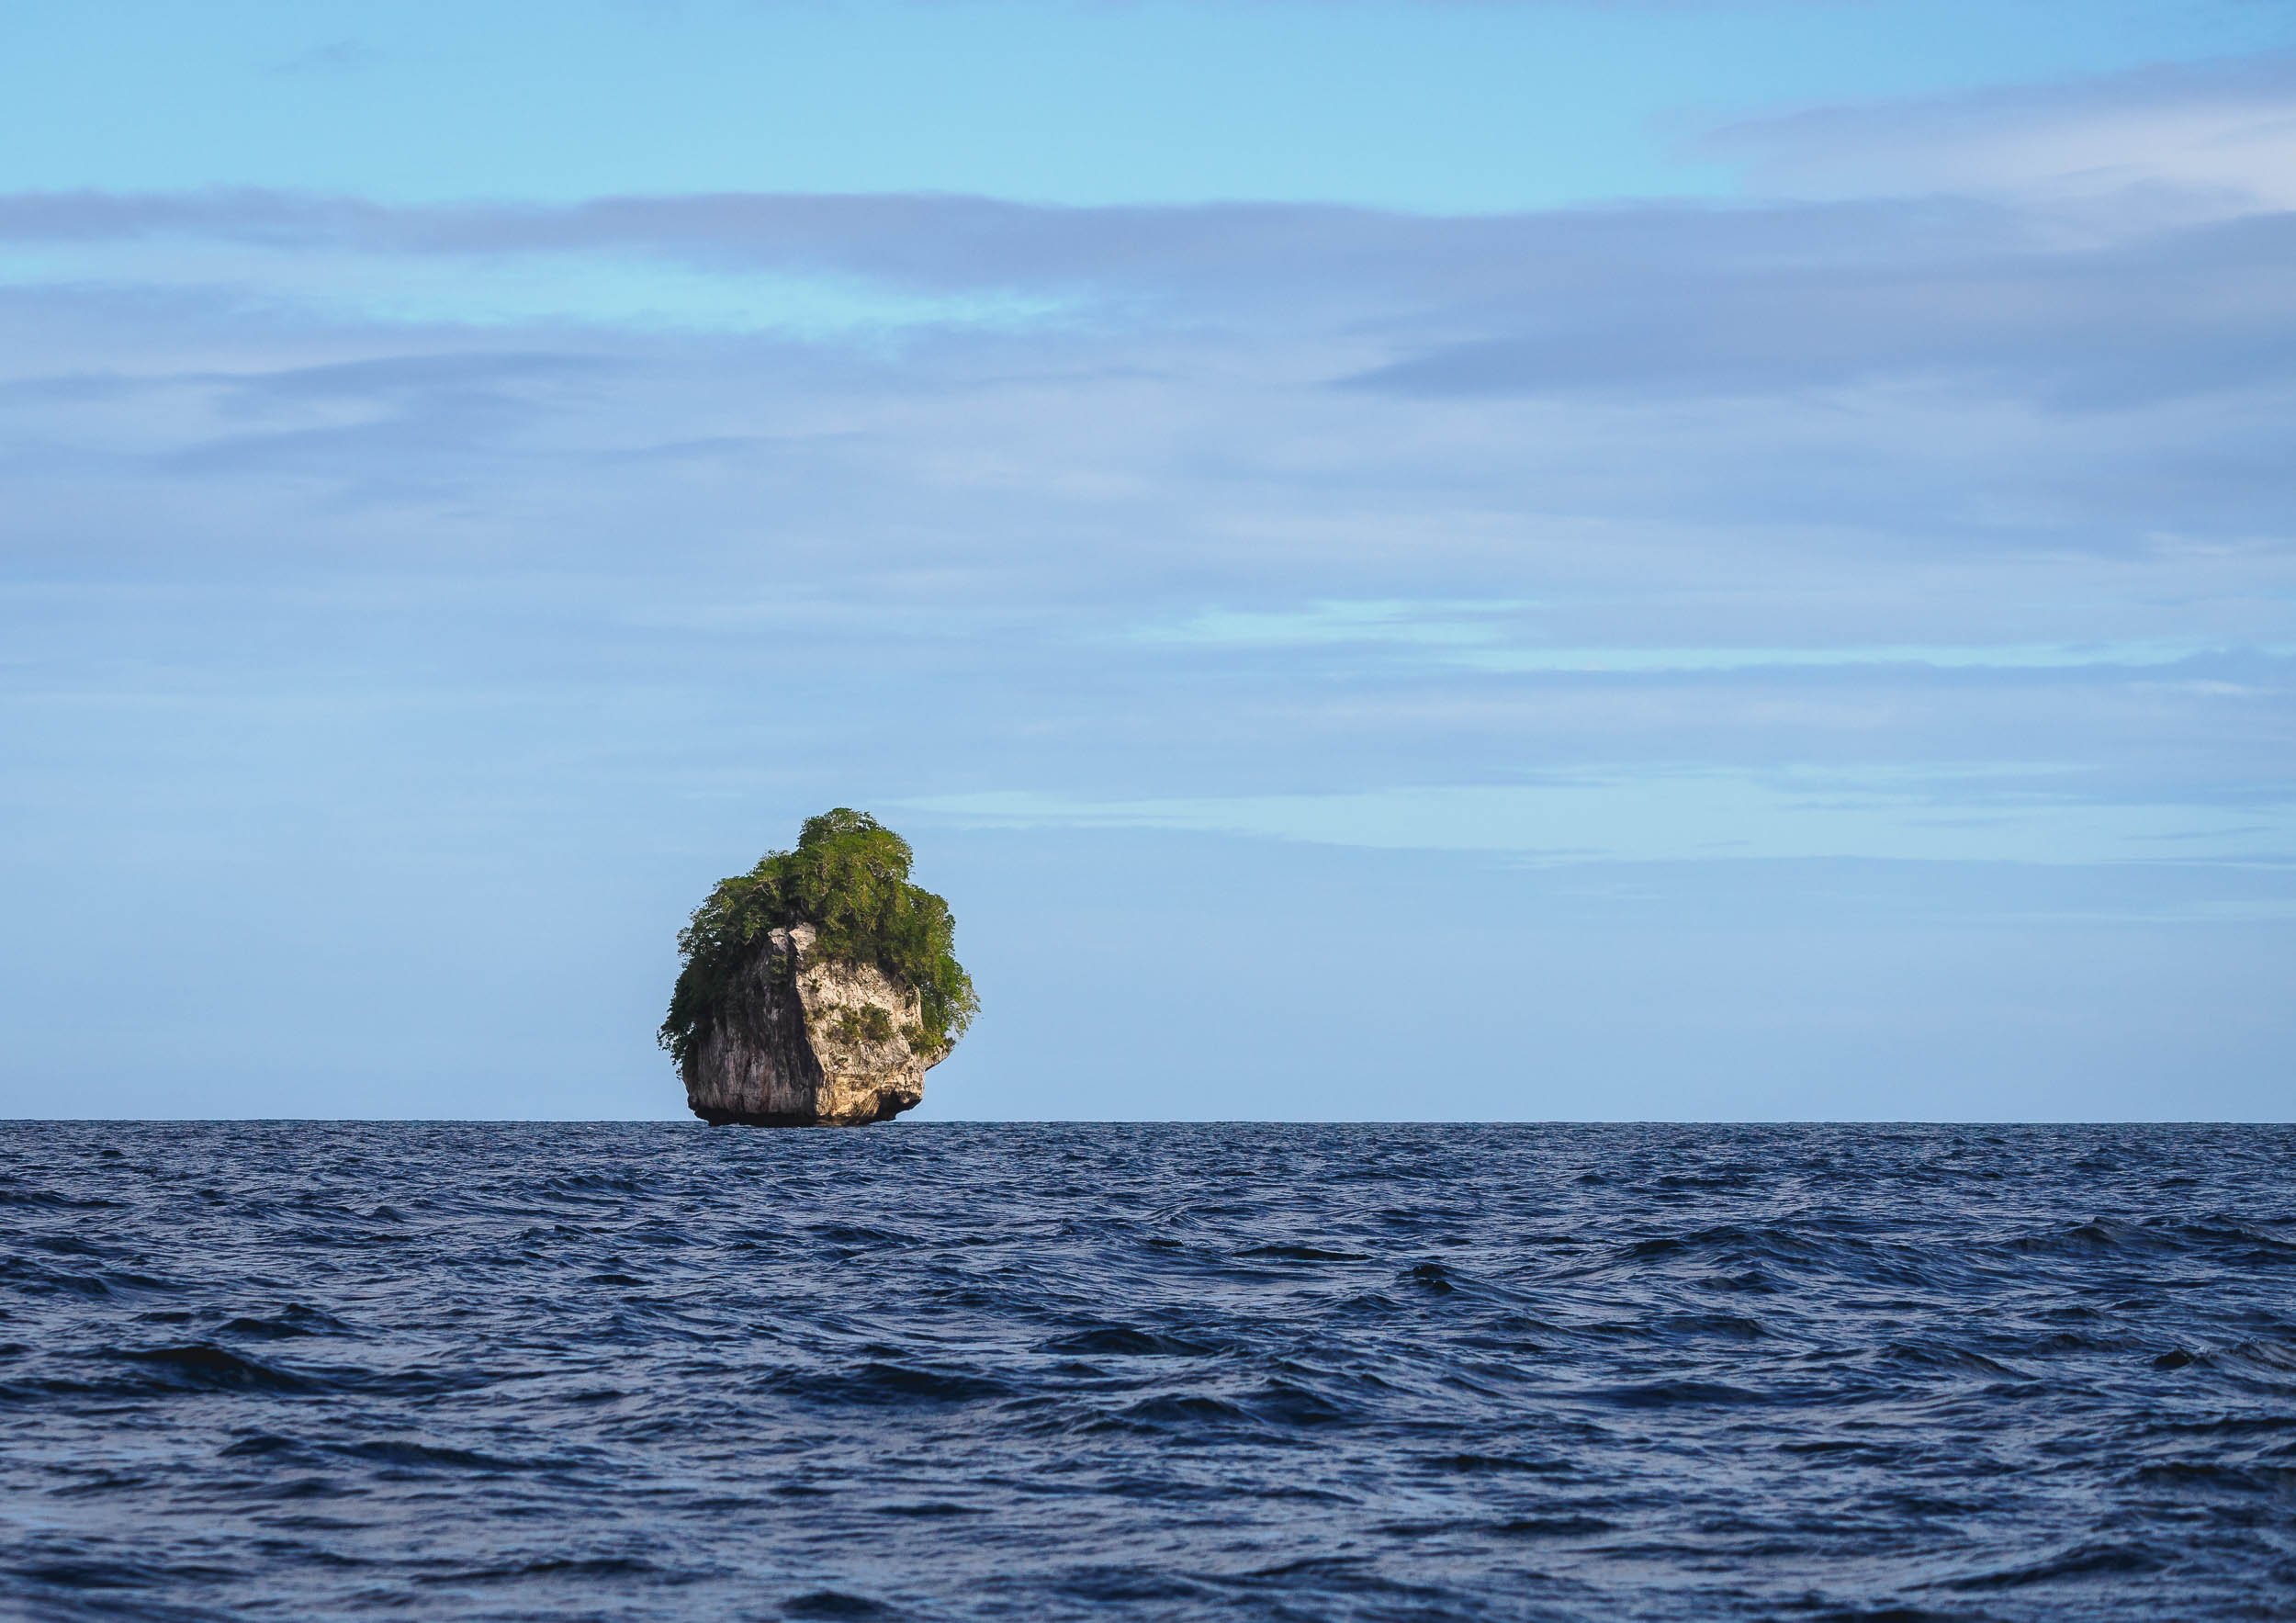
<box><xmin>5</xmin><ymin>176</ymin><xmax>2293</xmax><ymax>419</ymax></box>
<box><xmin>1707</xmin><ymin>51</ymin><xmax>2296</xmax><ymax>212</ymax></box>
<box><xmin>906</xmin><ymin>772</ymin><xmax>2296</xmax><ymax>867</ymax></box>
<box><xmin>1135</xmin><ymin>603</ymin><xmax>2296</xmax><ymax>675</ymax></box>
<box><xmin>4</xmin><ymin>167</ymin><xmax>2291</xmax><ymax>574</ymax></box>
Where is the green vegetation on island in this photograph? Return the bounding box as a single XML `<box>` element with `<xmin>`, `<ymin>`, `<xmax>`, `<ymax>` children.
<box><xmin>660</xmin><ymin>808</ymin><xmax>978</xmax><ymax>1069</ymax></box>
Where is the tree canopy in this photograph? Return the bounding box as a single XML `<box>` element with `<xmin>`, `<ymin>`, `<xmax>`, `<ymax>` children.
<box><xmin>659</xmin><ymin>809</ymin><xmax>978</xmax><ymax>1068</ymax></box>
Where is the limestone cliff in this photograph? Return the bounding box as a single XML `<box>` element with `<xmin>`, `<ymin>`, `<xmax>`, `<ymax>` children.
<box><xmin>681</xmin><ymin>924</ymin><xmax>943</xmax><ymax>1126</ymax></box>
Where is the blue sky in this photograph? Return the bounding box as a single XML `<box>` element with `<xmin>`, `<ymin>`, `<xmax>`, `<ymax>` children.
<box><xmin>7</xmin><ymin>2</ymin><xmax>2289</xmax><ymax>209</ymax></box>
<box><xmin>3</xmin><ymin>2</ymin><xmax>2292</xmax><ymax>1119</ymax></box>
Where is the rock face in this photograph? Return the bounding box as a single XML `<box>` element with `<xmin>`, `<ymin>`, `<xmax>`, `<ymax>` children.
<box><xmin>681</xmin><ymin>924</ymin><xmax>941</xmax><ymax>1126</ymax></box>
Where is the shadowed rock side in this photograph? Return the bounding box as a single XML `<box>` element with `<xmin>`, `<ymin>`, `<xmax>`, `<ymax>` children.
<box><xmin>682</xmin><ymin>925</ymin><xmax>941</xmax><ymax>1126</ymax></box>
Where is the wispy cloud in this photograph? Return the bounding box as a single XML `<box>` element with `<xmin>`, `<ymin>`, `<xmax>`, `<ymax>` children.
<box><xmin>266</xmin><ymin>39</ymin><xmax>387</xmax><ymax>78</ymax></box>
<box><xmin>1134</xmin><ymin>600</ymin><xmax>1532</xmax><ymax>648</ymax></box>
<box><xmin>4</xmin><ymin>182</ymin><xmax>2290</xmax><ymax>413</ymax></box>
<box><xmin>908</xmin><ymin>771</ymin><xmax>2296</xmax><ymax>866</ymax></box>
<box><xmin>1134</xmin><ymin>603</ymin><xmax>2296</xmax><ymax>674</ymax></box>
<box><xmin>1148</xmin><ymin>610</ymin><xmax>2296</xmax><ymax>683</ymax></box>
<box><xmin>1707</xmin><ymin>52</ymin><xmax>2296</xmax><ymax>215</ymax></box>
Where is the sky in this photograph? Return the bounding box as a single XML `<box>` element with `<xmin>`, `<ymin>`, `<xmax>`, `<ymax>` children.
<box><xmin>3</xmin><ymin>1</ymin><xmax>2293</xmax><ymax>1121</ymax></box>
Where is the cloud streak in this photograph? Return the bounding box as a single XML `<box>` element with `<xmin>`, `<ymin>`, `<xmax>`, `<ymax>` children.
<box><xmin>6</xmin><ymin>176</ymin><xmax>2292</xmax><ymax>416</ymax></box>
<box><xmin>908</xmin><ymin>772</ymin><xmax>2296</xmax><ymax>867</ymax></box>
<box><xmin>1708</xmin><ymin>51</ymin><xmax>2296</xmax><ymax>212</ymax></box>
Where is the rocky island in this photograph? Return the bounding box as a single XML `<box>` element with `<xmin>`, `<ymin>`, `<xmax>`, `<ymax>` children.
<box><xmin>660</xmin><ymin>809</ymin><xmax>977</xmax><ymax>1126</ymax></box>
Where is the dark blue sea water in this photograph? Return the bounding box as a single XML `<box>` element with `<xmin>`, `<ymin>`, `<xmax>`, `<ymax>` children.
<box><xmin>2</xmin><ymin>1122</ymin><xmax>2292</xmax><ymax>1622</ymax></box>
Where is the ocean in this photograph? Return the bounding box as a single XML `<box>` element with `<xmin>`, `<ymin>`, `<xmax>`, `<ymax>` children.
<box><xmin>1</xmin><ymin>1121</ymin><xmax>2290</xmax><ymax>1621</ymax></box>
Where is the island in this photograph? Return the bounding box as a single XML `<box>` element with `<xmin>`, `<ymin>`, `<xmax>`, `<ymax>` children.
<box><xmin>660</xmin><ymin>808</ymin><xmax>978</xmax><ymax>1125</ymax></box>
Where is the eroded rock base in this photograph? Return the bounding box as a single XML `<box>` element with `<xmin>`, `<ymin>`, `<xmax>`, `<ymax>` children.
<box><xmin>681</xmin><ymin>924</ymin><xmax>938</xmax><ymax>1127</ymax></box>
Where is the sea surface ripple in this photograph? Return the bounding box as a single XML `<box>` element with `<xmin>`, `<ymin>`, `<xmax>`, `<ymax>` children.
<box><xmin>1</xmin><ymin>1121</ymin><xmax>2292</xmax><ymax>1621</ymax></box>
